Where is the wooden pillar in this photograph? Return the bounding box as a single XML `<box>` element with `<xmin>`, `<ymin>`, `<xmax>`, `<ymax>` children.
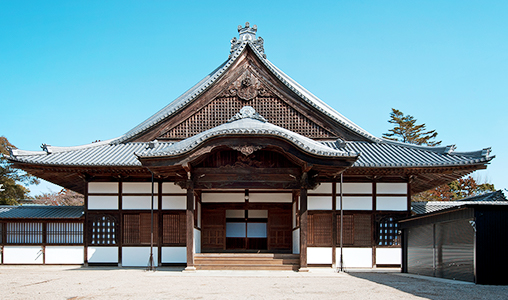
<box><xmin>184</xmin><ymin>185</ymin><xmax>196</xmax><ymax>272</ymax></box>
<box><xmin>83</xmin><ymin>178</ymin><xmax>89</xmax><ymax>267</ymax></box>
<box><xmin>299</xmin><ymin>187</ymin><xmax>309</xmax><ymax>272</ymax></box>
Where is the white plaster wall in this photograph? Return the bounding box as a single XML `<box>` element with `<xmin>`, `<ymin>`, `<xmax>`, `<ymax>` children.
<box><xmin>122</xmin><ymin>195</ymin><xmax>158</xmax><ymax>210</ymax></box>
<box><xmin>162</xmin><ymin>182</ymin><xmax>185</xmax><ymax>193</ymax></box>
<box><xmin>340</xmin><ymin>183</ymin><xmax>372</xmax><ymax>194</ymax></box>
<box><xmin>194</xmin><ymin>229</ymin><xmax>201</xmax><ymax>254</ymax></box>
<box><xmin>376</xmin><ymin>197</ymin><xmax>407</xmax><ymax>211</ymax></box>
<box><xmin>339</xmin><ymin>248</ymin><xmax>373</xmax><ymax>268</ymax></box>
<box><xmin>88</xmin><ymin>196</ymin><xmax>118</xmax><ymax>210</ymax></box>
<box><xmin>88</xmin><ymin>182</ymin><xmax>118</xmax><ymax>194</ymax></box>
<box><xmin>376</xmin><ymin>183</ymin><xmax>407</xmax><ymax>194</ymax></box>
<box><xmin>292</xmin><ymin>229</ymin><xmax>300</xmax><ymax>254</ymax></box>
<box><xmin>197</xmin><ymin>202</ymin><xmax>201</xmax><ymax>228</ymax></box>
<box><xmin>162</xmin><ymin>247</ymin><xmax>187</xmax><ymax>263</ymax></box>
<box><xmin>226</xmin><ymin>210</ymin><xmax>245</xmax><ymax>218</ymax></box>
<box><xmin>201</xmin><ymin>193</ymin><xmax>244</xmax><ymax>203</ymax></box>
<box><xmin>248</xmin><ymin>210</ymin><xmax>268</xmax><ymax>218</ymax></box>
<box><xmin>249</xmin><ymin>193</ymin><xmax>292</xmax><ymax>203</ymax></box>
<box><xmin>87</xmin><ymin>247</ymin><xmax>118</xmax><ymax>263</ymax></box>
<box><xmin>162</xmin><ymin>196</ymin><xmax>186</xmax><ymax>210</ymax></box>
<box><xmin>122</xmin><ymin>247</ymin><xmax>158</xmax><ymax>267</ymax></box>
<box><xmin>338</xmin><ymin>196</ymin><xmax>373</xmax><ymax>210</ymax></box>
<box><xmin>307</xmin><ymin>247</ymin><xmax>333</xmax><ymax>264</ymax></box>
<box><xmin>308</xmin><ymin>196</ymin><xmax>333</xmax><ymax>210</ymax></box>
<box><xmin>376</xmin><ymin>248</ymin><xmax>401</xmax><ymax>265</ymax></box>
<box><xmin>123</xmin><ymin>182</ymin><xmax>158</xmax><ymax>194</ymax></box>
<box><xmin>310</xmin><ymin>183</ymin><xmax>333</xmax><ymax>194</ymax></box>
<box><xmin>3</xmin><ymin>246</ymin><xmax>43</xmax><ymax>264</ymax></box>
<box><xmin>292</xmin><ymin>201</ymin><xmax>297</xmax><ymax>228</ymax></box>
<box><xmin>45</xmin><ymin>246</ymin><xmax>84</xmax><ymax>264</ymax></box>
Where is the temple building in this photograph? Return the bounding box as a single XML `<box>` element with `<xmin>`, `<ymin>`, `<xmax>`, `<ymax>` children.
<box><xmin>7</xmin><ymin>23</ymin><xmax>493</xmax><ymax>271</ymax></box>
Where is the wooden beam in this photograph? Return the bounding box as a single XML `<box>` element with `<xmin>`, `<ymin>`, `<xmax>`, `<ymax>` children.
<box><xmin>184</xmin><ymin>184</ymin><xmax>196</xmax><ymax>272</ymax></box>
<box><xmin>299</xmin><ymin>187</ymin><xmax>309</xmax><ymax>272</ymax></box>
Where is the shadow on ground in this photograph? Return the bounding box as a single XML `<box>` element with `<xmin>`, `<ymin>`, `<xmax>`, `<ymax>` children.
<box><xmin>347</xmin><ymin>271</ymin><xmax>508</xmax><ymax>300</ymax></box>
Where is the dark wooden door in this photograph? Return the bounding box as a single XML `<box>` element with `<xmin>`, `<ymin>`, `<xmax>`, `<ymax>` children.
<box><xmin>201</xmin><ymin>208</ymin><xmax>226</xmax><ymax>251</ymax></box>
<box><xmin>268</xmin><ymin>209</ymin><xmax>292</xmax><ymax>251</ymax></box>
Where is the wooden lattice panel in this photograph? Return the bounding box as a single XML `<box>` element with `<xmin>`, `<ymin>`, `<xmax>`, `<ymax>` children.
<box><xmin>337</xmin><ymin>215</ymin><xmax>354</xmax><ymax>246</ymax></box>
<box><xmin>159</xmin><ymin>96</ymin><xmax>335</xmax><ymax>139</ymax></box>
<box><xmin>123</xmin><ymin>213</ymin><xmax>159</xmax><ymax>245</ymax></box>
<box><xmin>308</xmin><ymin>213</ymin><xmax>332</xmax><ymax>246</ymax></box>
<box><xmin>353</xmin><ymin>214</ymin><xmax>372</xmax><ymax>247</ymax></box>
<box><xmin>162</xmin><ymin>213</ymin><xmax>186</xmax><ymax>245</ymax></box>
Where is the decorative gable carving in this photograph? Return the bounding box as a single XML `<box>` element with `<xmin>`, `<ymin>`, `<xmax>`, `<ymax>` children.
<box><xmin>157</xmin><ymin>94</ymin><xmax>336</xmax><ymax>140</ymax></box>
<box><xmin>220</xmin><ymin>70</ymin><xmax>274</xmax><ymax>100</ymax></box>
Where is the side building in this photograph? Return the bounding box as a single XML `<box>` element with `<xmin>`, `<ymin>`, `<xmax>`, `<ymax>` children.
<box><xmin>7</xmin><ymin>23</ymin><xmax>493</xmax><ymax>270</ymax></box>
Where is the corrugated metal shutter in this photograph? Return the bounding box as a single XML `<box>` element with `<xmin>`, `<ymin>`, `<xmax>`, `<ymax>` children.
<box><xmin>435</xmin><ymin>219</ymin><xmax>474</xmax><ymax>282</ymax></box>
<box><xmin>407</xmin><ymin>224</ymin><xmax>434</xmax><ymax>277</ymax></box>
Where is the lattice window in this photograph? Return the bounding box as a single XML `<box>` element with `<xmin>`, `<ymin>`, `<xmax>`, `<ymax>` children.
<box><xmin>308</xmin><ymin>213</ymin><xmax>332</xmax><ymax>246</ymax></box>
<box><xmin>47</xmin><ymin>222</ymin><xmax>83</xmax><ymax>244</ymax></box>
<box><xmin>6</xmin><ymin>222</ymin><xmax>42</xmax><ymax>244</ymax></box>
<box><xmin>159</xmin><ymin>96</ymin><xmax>336</xmax><ymax>139</ymax></box>
<box><xmin>89</xmin><ymin>214</ymin><xmax>118</xmax><ymax>245</ymax></box>
<box><xmin>123</xmin><ymin>213</ymin><xmax>159</xmax><ymax>245</ymax></box>
<box><xmin>377</xmin><ymin>217</ymin><xmax>400</xmax><ymax>246</ymax></box>
<box><xmin>337</xmin><ymin>214</ymin><xmax>372</xmax><ymax>246</ymax></box>
<box><xmin>162</xmin><ymin>213</ymin><xmax>186</xmax><ymax>245</ymax></box>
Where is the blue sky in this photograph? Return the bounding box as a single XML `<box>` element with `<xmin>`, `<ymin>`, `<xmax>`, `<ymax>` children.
<box><xmin>1</xmin><ymin>1</ymin><xmax>507</xmax><ymax>195</ymax></box>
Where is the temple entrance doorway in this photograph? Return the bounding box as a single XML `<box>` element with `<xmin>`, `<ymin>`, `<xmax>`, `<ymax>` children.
<box><xmin>200</xmin><ymin>191</ymin><xmax>293</xmax><ymax>253</ymax></box>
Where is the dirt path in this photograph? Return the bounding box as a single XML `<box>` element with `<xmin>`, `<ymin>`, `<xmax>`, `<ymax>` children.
<box><xmin>0</xmin><ymin>266</ymin><xmax>506</xmax><ymax>299</ymax></box>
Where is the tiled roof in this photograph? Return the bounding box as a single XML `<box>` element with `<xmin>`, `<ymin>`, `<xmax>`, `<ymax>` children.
<box><xmin>114</xmin><ymin>26</ymin><xmax>380</xmax><ymax>144</ymax></box>
<box><xmin>0</xmin><ymin>206</ymin><xmax>84</xmax><ymax>219</ymax></box>
<box><xmin>411</xmin><ymin>191</ymin><xmax>507</xmax><ymax>215</ymax></box>
<box><xmin>322</xmin><ymin>140</ymin><xmax>492</xmax><ymax>168</ymax></box>
<box><xmin>8</xmin><ymin>138</ymin><xmax>491</xmax><ymax>168</ymax></box>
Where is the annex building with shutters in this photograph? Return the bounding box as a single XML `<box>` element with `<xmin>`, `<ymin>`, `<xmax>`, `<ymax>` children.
<box><xmin>7</xmin><ymin>23</ymin><xmax>493</xmax><ymax>271</ymax></box>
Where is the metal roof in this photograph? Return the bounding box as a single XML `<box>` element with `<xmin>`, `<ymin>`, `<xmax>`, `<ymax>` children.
<box><xmin>411</xmin><ymin>191</ymin><xmax>507</xmax><ymax>215</ymax></box>
<box><xmin>0</xmin><ymin>206</ymin><xmax>84</xmax><ymax>219</ymax></box>
<box><xmin>138</xmin><ymin>106</ymin><xmax>357</xmax><ymax>158</ymax></box>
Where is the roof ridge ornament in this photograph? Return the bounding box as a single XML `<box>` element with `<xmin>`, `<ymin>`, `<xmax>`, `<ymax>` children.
<box><xmin>228</xmin><ymin>106</ymin><xmax>267</xmax><ymax>123</ymax></box>
<box><xmin>230</xmin><ymin>22</ymin><xmax>265</xmax><ymax>58</ymax></box>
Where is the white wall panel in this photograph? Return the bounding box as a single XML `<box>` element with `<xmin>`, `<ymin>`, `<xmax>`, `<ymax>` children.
<box><xmin>338</xmin><ymin>196</ymin><xmax>373</xmax><ymax>210</ymax></box>
<box><xmin>45</xmin><ymin>246</ymin><xmax>84</xmax><ymax>264</ymax></box>
<box><xmin>194</xmin><ymin>229</ymin><xmax>201</xmax><ymax>254</ymax></box>
<box><xmin>308</xmin><ymin>247</ymin><xmax>333</xmax><ymax>264</ymax></box>
<box><xmin>340</xmin><ymin>248</ymin><xmax>373</xmax><ymax>268</ymax></box>
<box><xmin>162</xmin><ymin>247</ymin><xmax>187</xmax><ymax>263</ymax></box>
<box><xmin>88</xmin><ymin>196</ymin><xmax>118</xmax><ymax>210</ymax></box>
<box><xmin>248</xmin><ymin>210</ymin><xmax>268</xmax><ymax>218</ymax></box>
<box><xmin>377</xmin><ymin>183</ymin><xmax>407</xmax><ymax>194</ymax></box>
<box><xmin>123</xmin><ymin>182</ymin><xmax>158</xmax><ymax>194</ymax></box>
<box><xmin>310</xmin><ymin>183</ymin><xmax>333</xmax><ymax>194</ymax></box>
<box><xmin>3</xmin><ymin>246</ymin><xmax>43</xmax><ymax>264</ymax></box>
<box><xmin>376</xmin><ymin>197</ymin><xmax>407</xmax><ymax>211</ymax></box>
<box><xmin>87</xmin><ymin>247</ymin><xmax>118</xmax><ymax>263</ymax></box>
<box><xmin>340</xmin><ymin>183</ymin><xmax>372</xmax><ymax>194</ymax></box>
<box><xmin>201</xmin><ymin>193</ymin><xmax>244</xmax><ymax>203</ymax></box>
<box><xmin>293</xmin><ymin>229</ymin><xmax>300</xmax><ymax>254</ymax></box>
<box><xmin>249</xmin><ymin>193</ymin><xmax>292</xmax><ymax>203</ymax></box>
<box><xmin>308</xmin><ymin>196</ymin><xmax>333</xmax><ymax>210</ymax></box>
<box><xmin>122</xmin><ymin>196</ymin><xmax>158</xmax><ymax>210</ymax></box>
<box><xmin>226</xmin><ymin>210</ymin><xmax>245</xmax><ymax>218</ymax></box>
<box><xmin>162</xmin><ymin>183</ymin><xmax>185</xmax><ymax>193</ymax></box>
<box><xmin>162</xmin><ymin>196</ymin><xmax>186</xmax><ymax>210</ymax></box>
<box><xmin>122</xmin><ymin>247</ymin><xmax>158</xmax><ymax>267</ymax></box>
<box><xmin>376</xmin><ymin>248</ymin><xmax>401</xmax><ymax>265</ymax></box>
<box><xmin>88</xmin><ymin>182</ymin><xmax>118</xmax><ymax>194</ymax></box>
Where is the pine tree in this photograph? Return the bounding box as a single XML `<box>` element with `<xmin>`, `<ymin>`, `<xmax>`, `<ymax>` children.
<box><xmin>383</xmin><ymin>108</ymin><xmax>441</xmax><ymax>146</ymax></box>
<box><xmin>0</xmin><ymin>136</ymin><xmax>39</xmax><ymax>205</ymax></box>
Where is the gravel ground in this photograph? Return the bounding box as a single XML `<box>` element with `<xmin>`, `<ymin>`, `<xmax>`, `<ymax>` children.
<box><xmin>0</xmin><ymin>266</ymin><xmax>506</xmax><ymax>299</ymax></box>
